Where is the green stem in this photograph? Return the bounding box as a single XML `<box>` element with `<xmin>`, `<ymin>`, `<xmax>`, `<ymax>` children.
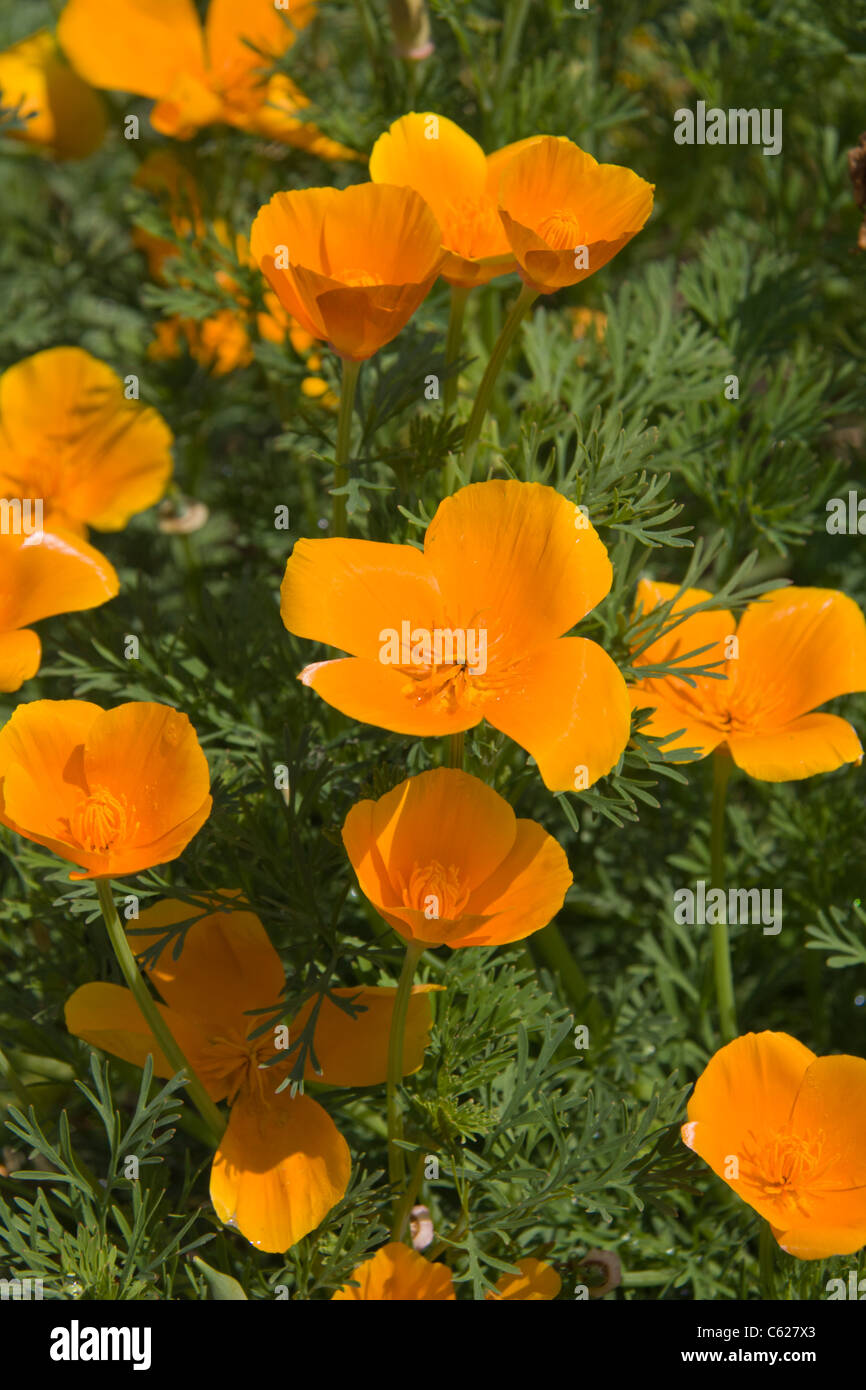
<box><xmin>391</xmin><ymin>1149</ymin><xmax>426</xmax><ymax>1241</ymax></box>
<box><xmin>386</xmin><ymin>939</ymin><xmax>425</xmax><ymax>1197</ymax></box>
<box><xmin>532</xmin><ymin>922</ymin><xmax>605</xmax><ymax>1036</ymax></box>
<box><xmin>96</xmin><ymin>880</ymin><xmax>224</xmax><ymax>1144</ymax></box>
<box><xmin>443</xmin><ymin>284</ymin><xmax>470</xmax><ymax>415</ymax></box>
<box><xmin>0</xmin><ymin>1045</ymin><xmax>33</xmax><ymax>1111</ymax></box>
<box><xmin>446</xmin><ymin>731</ymin><xmax>465</xmax><ymax>769</ymax></box>
<box><xmin>710</xmin><ymin>751</ymin><xmax>737</xmax><ymax>1044</ymax></box>
<box><xmin>460</xmin><ymin>281</ymin><xmax>538</xmax><ymax>479</ymax></box>
<box><xmin>332</xmin><ymin>357</ymin><xmax>362</xmax><ymax>537</ymax></box>
<box><xmin>758</xmin><ymin>1219</ymin><xmax>776</xmax><ymax>1298</ymax></box>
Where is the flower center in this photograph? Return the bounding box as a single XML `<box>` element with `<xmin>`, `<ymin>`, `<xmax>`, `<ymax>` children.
<box><xmin>739</xmin><ymin>1127</ymin><xmax>834</xmax><ymax>1218</ymax></box>
<box><xmin>535</xmin><ymin>208</ymin><xmax>585</xmax><ymax>250</ymax></box>
<box><xmin>399</xmin><ymin>860</ymin><xmax>470</xmax><ymax>920</ymax></box>
<box><xmin>444</xmin><ymin>195</ymin><xmax>500</xmax><ymax>260</ymax></box>
<box><xmin>203</xmin><ymin>1033</ymin><xmax>280</xmax><ymax>1104</ymax></box>
<box><xmin>70</xmin><ymin>787</ymin><xmax>132</xmax><ymax>854</ymax></box>
<box><xmin>332</xmin><ymin>267</ymin><xmax>383</xmax><ymax>288</ymax></box>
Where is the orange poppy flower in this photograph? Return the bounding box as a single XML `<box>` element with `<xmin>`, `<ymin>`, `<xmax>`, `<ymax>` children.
<box><xmin>0</xmin><ymin>29</ymin><xmax>106</xmax><ymax>160</ymax></box>
<box><xmin>332</xmin><ymin>1243</ymin><xmax>560</xmax><ymax>1299</ymax></box>
<box><xmin>0</xmin><ymin>348</ymin><xmax>173</xmax><ymax>536</ymax></box>
<box><xmin>0</xmin><ymin>700</ymin><xmax>212</xmax><ymax>880</ymax></box>
<box><xmin>497</xmin><ymin>136</ymin><xmax>654</xmax><ymax>293</ymax></box>
<box><xmin>148</xmin><ymin>311</ymin><xmax>254</xmax><ymax>377</ymax></box>
<box><xmin>369</xmin><ymin>113</ymin><xmax>543</xmax><ymax>288</ymax></box>
<box><xmin>65</xmin><ymin>898</ymin><xmax>438</xmax><ymax>1251</ymax></box>
<box><xmin>630</xmin><ymin>580</ymin><xmax>866</xmax><ymax>780</ymax></box>
<box><xmin>57</xmin><ymin>0</ymin><xmax>354</xmax><ymax>158</ymax></box>
<box><xmin>282</xmin><ymin>479</ymin><xmax>630</xmax><ymax>790</ymax></box>
<box><xmin>343</xmin><ymin>768</ymin><xmax>571</xmax><ymax>947</ymax></box>
<box><xmin>250</xmin><ymin>183</ymin><xmax>446</xmax><ymax>361</ymax></box>
<box><xmin>0</xmin><ymin>528</ymin><xmax>118</xmax><ymax>692</ymax></box>
<box><xmin>682</xmin><ymin>1031</ymin><xmax>866</xmax><ymax>1260</ymax></box>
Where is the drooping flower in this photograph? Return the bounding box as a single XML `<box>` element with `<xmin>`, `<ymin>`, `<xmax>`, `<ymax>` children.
<box><xmin>250</xmin><ymin>183</ymin><xmax>447</xmax><ymax>360</ymax></box>
<box><xmin>0</xmin><ymin>700</ymin><xmax>212</xmax><ymax>879</ymax></box>
<box><xmin>497</xmin><ymin>135</ymin><xmax>654</xmax><ymax>293</ymax></box>
<box><xmin>282</xmin><ymin>479</ymin><xmax>630</xmax><ymax>790</ymax></box>
<box><xmin>682</xmin><ymin>1031</ymin><xmax>866</xmax><ymax>1260</ymax></box>
<box><xmin>0</xmin><ymin>29</ymin><xmax>106</xmax><ymax>159</ymax></box>
<box><xmin>343</xmin><ymin>768</ymin><xmax>571</xmax><ymax>948</ymax></box>
<box><xmin>65</xmin><ymin>898</ymin><xmax>438</xmax><ymax>1251</ymax></box>
<box><xmin>0</xmin><ymin>348</ymin><xmax>173</xmax><ymax>536</ymax></box>
<box><xmin>0</xmin><ymin>528</ymin><xmax>118</xmax><ymax>692</ymax></box>
<box><xmin>332</xmin><ymin>1242</ymin><xmax>560</xmax><ymax>1299</ymax></box>
<box><xmin>369</xmin><ymin>113</ymin><xmax>542</xmax><ymax>288</ymax></box>
<box><xmin>57</xmin><ymin>0</ymin><xmax>354</xmax><ymax>157</ymax></box>
<box><xmin>630</xmin><ymin>580</ymin><xmax>866</xmax><ymax>780</ymax></box>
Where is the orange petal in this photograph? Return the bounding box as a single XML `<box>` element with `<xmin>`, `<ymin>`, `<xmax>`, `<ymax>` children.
<box><xmin>300</xmin><ymin>657</ymin><xmax>481</xmax><ymax>736</ymax></box>
<box><xmin>293</xmin><ymin>985</ymin><xmax>439</xmax><ymax>1086</ymax></box>
<box><xmin>0</xmin><ymin>528</ymin><xmax>118</xmax><ymax>632</ymax></box>
<box><xmin>281</xmin><ymin>536</ymin><xmax>442</xmax><ymax>661</ymax></box>
<box><xmin>332</xmin><ymin>1242</ymin><xmax>455</xmax><ymax>1299</ymax></box>
<box><xmin>210</xmin><ymin>1090</ymin><xmax>350</xmax><ymax>1252</ymax></box>
<box><xmin>0</xmin><ymin>30</ymin><xmax>107</xmax><ymax>159</ymax></box>
<box><xmin>629</xmin><ymin>690</ymin><xmax>726</xmax><ymax>761</ymax></box>
<box><xmin>731</xmin><ymin>587</ymin><xmax>866</xmax><ymax>727</ymax></box>
<box><xmin>728</xmin><ymin>713</ymin><xmax>863</xmax><ymax>782</ymax></box>
<box><xmin>204</xmin><ymin>0</ymin><xmax>314</xmax><ymax>73</ymax></box>
<box><xmin>454</xmin><ymin>819</ymin><xmax>572</xmax><ymax>947</ymax></box>
<box><xmin>487</xmin><ymin>1258</ymin><xmax>562</xmax><ymax>1299</ymax></box>
<box><xmin>64</xmin><ymin>981</ymin><xmax>207</xmax><ymax>1083</ymax></box>
<box><xmin>0</xmin><ymin>698</ymin><xmax>99</xmax><ymax>853</ymax></box>
<box><xmin>57</xmin><ymin>0</ymin><xmax>205</xmax><ymax>100</ymax></box>
<box><xmin>424</xmin><ymin>481</ymin><xmax>613</xmax><ymax>652</ymax></box>
<box><xmin>486</xmin><ymin>638</ymin><xmax>631</xmax><ymax>792</ymax></box>
<box><xmin>0</xmin><ymin>629</ymin><xmax>41</xmax><ymax>693</ymax></box>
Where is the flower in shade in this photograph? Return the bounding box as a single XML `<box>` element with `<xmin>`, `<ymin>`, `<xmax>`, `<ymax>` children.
<box><xmin>332</xmin><ymin>1242</ymin><xmax>560</xmax><ymax>1299</ymax></box>
<box><xmin>250</xmin><ymin>183</ymin><xmax>447</xmax><ymax>361</ymax></box>
<box><xmin>65</xmin><ymin>898</ymin><xmax>438</xmax><ymax>1252</ymax></box>
<box><xmin>682</xmin><ymin>1031</ymin><xmax>866</xmax><ymax>1260</ymax></box>
<box><xmin>0</xmin><ymin>700</ymin><xmax>212</xmax><ymax>880</ymax></box>
<box><xmin>497</xmin><ymin>135</ymin><xmax>653</xmax><ymax>293</ymax></box>
<box><xmin>0</xmin><ymin>528</ymin><xmax>118</xmax><ymax>692</ymax></box>
<box><xmin>57</xmin><ymin>0</ymin><xmax>354</xmax><ymax>157</ymax></box>
<box><xmin>0</xmin><ymin>348</ymin><xmax>173</xmax><ymax>537</ymax></box>
<box><xmin>343</xmin><ymin>768</ymin><xmax>571</xmax><ymax>948</ymax></box>
<box><xmin>630</xmin><ymin>580</ymin><xmax>866</xmax><ymax>780</ymax></box>
<box><xmin>369</xmin><ymin>113</ymin><xmax>542</xmax><ymax>288</ymax></box>
<box><xmin>0</xmin><ymin>29</ymin><xmax>106</xmax><ymax>159</ymax></box>
<box><xmin>282</xmin><ymin>479</ymin><xmax>630</xmax><ymax>790</ymax></box>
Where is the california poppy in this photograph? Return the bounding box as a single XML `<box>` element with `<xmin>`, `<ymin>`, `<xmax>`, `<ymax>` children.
<box><xmin>0</xmin><ymin>29</ymin><xmax>106</xmax><ymax>159</ymax></box>
<box><xmin>250</xmin><ymin>183</ymin><xmax>447</xmax><ymax>361</ymax></box>
<box><xmin>497</xmin><ymin>136</ymin><xmax>654</xmax><ymax>293</ymax></box>
<box><xmin>57</xmin><ymin>0</ymin><xmax>352</xmax><ymax>157</ymax></box>
<box><xmin>343</xmin><ymin>768</ymin><xmax>571</xmax><ymax>947</ymax></box>
<box><xmin>0</xmin><ymin>528</ymin><xmax>118</xmax><ymax>692</ymax></box>
<box><xmin>282</xmin><ymin>479</ymin><xmax>630</xmax><ymax>790</ymax></box>
<box><xmin>369</xmin><ymin>113</ymin><xmax>542</xmax><ymax>288</ymax></box>
<box><xmin>682</xmin><ymin>1031</ymin><xmax>866</xmax><ymax>1259</ymax></box>
<box><xmin>65</xmin><ymin>898</ymin><xmax>437</xmax><ymax>1251</ymax></box>
<box><xmin>0</xmin><ymin>348</ymin><xmax>172</xmax><ymax>536</ymax></box>
<box><xmin>630</xmin><ymin>581</ymin><xmax>866</xmax><ymax>780</ymax></box>
<box><xmin>332</xmin><ymin>1242</ymin><xmax>560</xmax><ymax>1299</ymax></box>
<box><xmin>0</xmin><ymin>700</ymin><xmax>212</xmax><ymax>879</ymax></box>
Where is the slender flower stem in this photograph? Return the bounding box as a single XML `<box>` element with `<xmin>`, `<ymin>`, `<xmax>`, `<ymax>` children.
<box><xmin>332</xmin><ymin>357</ymin><xmax>362</xmax><ymax>537</ymax></box>
<box><xmin>532</xmin><ymin>922</ymin><xmax>605</xmax><ymax>1036</ymax></box>
<box><xmin>391</xmin><ymin>1149</ymin><xmax>426</xmax><ymax>1241</ymax></box>
<box><xmin>443</xmin><ymin>284</ymin><xmax>470</xmax><ymax>415</ymax></box>
<box><xmin>0</xmin><ymin>1044</ymin><xmax>32</xmax><ymax>1111</ymax></box>
<box><xmin>460</xmin><ymin>281</ymin><xmax>538</xmax><ymax>479</ymax></box>
<box><xmin>95</xmin><ymin>880</ymin><xmax>225</xmax><ymax>1143</ymax></box>
<box><xmin>447</xmin><ymin>731</ymin><xmax>465</xmax><ymax>769</ymax></box>
<box><xmin>386</xmin><ymin>939</ymin><xmax>425</xmax><ymax>1197</ymax></box>
<box><xmin>758</xmin><ymin>1219</ymin><xmax>776</xmax><ymax>1298</ymax></box>
<box><xmin>710</xmin><ymin>751</ymin><xmax>737</xmax><ymax>1043</ymax></box>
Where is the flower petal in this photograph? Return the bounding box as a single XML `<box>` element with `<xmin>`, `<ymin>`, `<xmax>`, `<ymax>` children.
<box><xmin>487</xmin><ymin>1258</ymin><xmax>562</xmax><ymax>1300</ymax></box>
<box><xmin>57</xmin><ymin>0</ymin><xmax>205</xmax><ymax>100</ymax></box>
<box><xmin>332</xmin><ymin>1242</ymin><xmax>455</xmax><ymax>1300</ymax></box>
<box><xmin>64</xmin><ymin>981</ymin><xmax>207</xmax><ymax>1083</ymax></box>
<box><xmin>0</xmin><ymin>699</ymin><xmax>99</xmax><ymax>848</ymax></box>
<box><xmin>454</xmin><ymin>819</ymin><xmax>572</xmax><ymax>947</ymax></box>
<box><xmin>293</xmin><ymin>985</ymin><xmax>439</xmax><ymax>1087</ymax></box>
<box><xmin>0</xmin><ymin>629</ymin><xmax>41</xmax><ymax>693</ymax></box>
<box><xmin>728</xmin><ymin>713</ymin><xmax>863</xmax><ymax>782</ymax></box>
<box><xmin>0</xmin><ymin>528</ymin><xmax>118</xmax><ymax>631</ymax></box>
<box><xmin>300</xmin><ymin>657</ymin><xmax>481</xmax><ymax>736</ymax></box>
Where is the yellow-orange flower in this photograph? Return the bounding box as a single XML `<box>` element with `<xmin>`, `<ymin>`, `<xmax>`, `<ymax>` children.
<box><xmin>0</xmin><ymin>528</ymin><xmax>118</xmax><ymax>692</ymax></box>
<box><xmin>630</xmin><ymin>580</ymin><xmax>866</xmax><ymax>780</ymax></box>
<box><xmin>0</xmin><ymin>348</ymin><xmax>173</xmax><ymax>536</ymax></box>
<box><xmin>332</xmin><ymin>1243</ymin><xmax>561</xmax><ymax>1299</ymax></box>
<box><xmin>148</xmin><ymin>311</ymin><xmax>254</xmax><ymax>377</ymax></box>
<box><xmin>369</xmin><ymin>113</ymin><xmax>542</xmax><ymax>288</ymax></box>
<box><xmin>682</xmin><ymin>1032</ymin><xmax>866</xmax><ymax>1260</ymax></box>
<box><xmin>497</xmin><ymin>136</ymin><xmax>654</xmax><ymax>293</ymax></box>
<box><xmin>343</xmin><ymin>768</ymin><xmax>571</xmax><ymax>947</ymax></box>
<box><xmin>0</xmin><ymin>29</ymin><xmax>106</xmax><ymax>159</ymax></box>
<box><xmin>250</xmin><ymin>183</ymin><xmax>446</xmax><ymax>360</ymax></box>
<box><xmin>65</xmin><ymin>899</ymin><xmax>437</xmax><ymax>1251</ymax></box>
<box><xmin>0</xmin><ymin>700</ymin><xmax>212</xmax><ymax>879</ymax></box>
<box><xmin>282</xmin><ymin>479</ymin><xmax>630</xmax><ymax>790</ymax></box>
<box><xmin>57</xmin><ymin>0</ymin><xmax>353</xmax><ymax>157</ymax></box>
